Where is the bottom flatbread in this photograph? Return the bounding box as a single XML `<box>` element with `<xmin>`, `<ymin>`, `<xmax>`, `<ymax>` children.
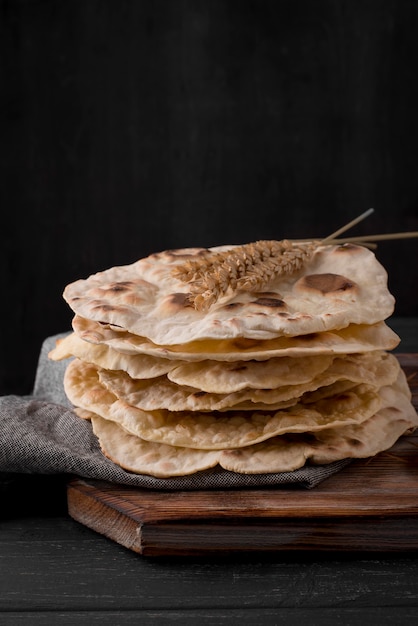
<box><xmin>80</xmin><ymin>375</ymin><xmax>417</xmax><ymax>477</ymax></box>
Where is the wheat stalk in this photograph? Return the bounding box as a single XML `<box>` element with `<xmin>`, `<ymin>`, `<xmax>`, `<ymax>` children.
<box><xmin>172</xmin><ymin>208</ymin><xmax>418</xmax><ymax>311</ymax></box>
<box><xmin>173</xmin><ymin>239</ymin><xmax>316</xmax><ymax>311</ymax></box>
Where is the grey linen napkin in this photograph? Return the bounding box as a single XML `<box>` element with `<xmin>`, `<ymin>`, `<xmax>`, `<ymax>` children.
<box><xmin>0</xmin><ymin>334</ymin><xmax>350</xmax><ymax>490</ymax></box>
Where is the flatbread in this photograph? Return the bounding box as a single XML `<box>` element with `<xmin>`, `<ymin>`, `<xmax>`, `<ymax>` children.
<box><xmin>50</xmin><ymin>332</ymin><xmax>341</xmax><ymax>392</ymax></box>
<box><xmin>97</xmin><ymin>351</ymin><xmax>400</xmax><ymax>412</ymax></box>
<box><xmin>63</xmin><ymin>244</ymin><xmax>395</xmax><ymax>344</ymax></box>
<box><xmin>167</xmin><ymin>354</ymin><xmax>334</xmax><ymax>392</ymax></box>
<box><xmin>220</xmin><ymin>387</ymin><xmax>418</xmax><ymax>473</ymax></box>
<box><xmin>72</xmin><ymin>315</ymin><xmax>400</xmax><ymax>360</ymax></box>
<box><xmin>48</xmin><ymin>331</ymin><xmax>184</xmax><ymax>379</ymax></box>
<box><xmin>90</xmin><ymin>414</ymin><xmax>220</xmax><ymax>477</ymax></box>
<box><xmin>168</xmin><ymin>351</ymin><xmax>398</xmax><ymax>394</ymax></box>
<box><xmin>86</xmin><ymin>378</ymin><xmax>417</xmax><ymax>477</ymax></box>
<box><xmin>64</xmin><ymin>358</ymin><xmax>388</xmax><ymax>450</ymax></box>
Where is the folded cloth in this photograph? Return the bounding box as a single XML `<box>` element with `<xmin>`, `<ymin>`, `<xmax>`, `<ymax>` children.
<box><xmin>0</xmin><ymin>334</ymin><xmax>351</xmax><ymax>490</ymax></box>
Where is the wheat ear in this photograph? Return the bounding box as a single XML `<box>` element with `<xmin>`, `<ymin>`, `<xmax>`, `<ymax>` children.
<box><xmin>172</xmin><ymin>239</ymin><xmax>316</xmax><ymax>311</ymax></box>
<box><xmin>172</xmin><ymin>208</ymin><xmax>418</xmax><ymax>311</ymax></box>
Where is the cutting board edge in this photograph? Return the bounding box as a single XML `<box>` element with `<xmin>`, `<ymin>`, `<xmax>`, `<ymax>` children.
<box><xmin>67</xmin><ymin>479</ymin><xmax>418</xmax><ymax>556</ymax></box>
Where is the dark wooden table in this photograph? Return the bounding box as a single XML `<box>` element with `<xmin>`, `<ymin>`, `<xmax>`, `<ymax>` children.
<box><xmin>1</xmin><ymin>318</ymin><xmax>418</xmax><ymax>625</ymax></box>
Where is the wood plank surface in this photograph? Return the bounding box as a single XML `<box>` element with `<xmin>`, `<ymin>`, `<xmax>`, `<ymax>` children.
<box><xmin>2</xmin><ymin>513</ymin><xmax>418</xmax><ymax>624</ymax></box>
<box><xmin>67</xmin><ymin>354</ymin><xmax>418</xmax><ymax>556</ymax></box>
<box><xmin>3</xmin><ymin>607</ymin><xmax>418</xmax><ymax>626</ymax></box>
<box><xmin>3</xmin><ymin>516</ymin><xmax>418</xmax><ymax>611</ymax></box>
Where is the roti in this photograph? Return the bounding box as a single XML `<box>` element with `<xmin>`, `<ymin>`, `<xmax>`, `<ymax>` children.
<box><xmin>64</xmin><ymin>358</ymin><xmax>391</xmax><ymax>450</ymax></box>
<box><xmin>86</xmin><ymin>378</ymin><xmax>417</xmax><ymax>477</ymax></box>
<box><xmin>220</xmin><ymin>389</ymin><xmax>418</xmax><ymax>473</ymax></box>
<box><xmin>90</xmin><ymin>413</ymin><xmax>220</xmax><ymax>477</ymax></box>
<box><xmin>96</xmin><ymin>351</ymin><xmax>400</xmax><ymax>412</ymax></box>
<box><xmin>49</xmin><ymin>331</ymin><xmax>184</xmax><ymax>379</ymax></box>
<box><xmin>71</xmin><ymin>315</ymin><xmax>400</xmax><ymax>360</ymax></box>
<box><xmin>167</xmin><ymin>354</ymin><xmax>333</xmax><ymax>392</ymax></box>
<box><xmin>63</xmin><ymin>243</ymin><xmax>395</xmax><ymax>345</ymax></box>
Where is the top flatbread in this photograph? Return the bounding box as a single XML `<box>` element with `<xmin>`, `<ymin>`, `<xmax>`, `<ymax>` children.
<box><xmin>63</xmin><ymin>243</ymin><xmax>395</xmax><ymax>345</ymax></box>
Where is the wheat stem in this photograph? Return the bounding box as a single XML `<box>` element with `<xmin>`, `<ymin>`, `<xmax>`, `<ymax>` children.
<box><xmin>325</xmin><ymin>231</ymin><xmax>418</xmax><ymax>244</ymax></box>
<box><xmin>321</xmin><ymin>208</ymin><xmax>375</xmax><ymax>244</ymax></box>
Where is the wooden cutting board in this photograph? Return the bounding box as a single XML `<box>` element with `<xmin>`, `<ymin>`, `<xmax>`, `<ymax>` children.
<box><xmin>67</xmin><ymin>354</ymin><xmax>418</xmax><ymax>556</ymax></box>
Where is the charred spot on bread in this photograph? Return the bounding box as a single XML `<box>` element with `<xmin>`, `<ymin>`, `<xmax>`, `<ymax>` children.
<box><xmin>252</xmin><ymin>297</ymin><xmax>286</xmax><ymax>308</ymax></box>
<box><xmin>296</xmin><ymin>273</ymin><xmax>357</xmax><ymax>295</ymax></box>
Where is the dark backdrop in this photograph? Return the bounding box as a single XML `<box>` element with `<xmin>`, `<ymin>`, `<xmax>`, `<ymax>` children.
<box><xmin>1</xmin><ymin>0</ymin><xmax>418</xmax><ymax>395</ymax></box>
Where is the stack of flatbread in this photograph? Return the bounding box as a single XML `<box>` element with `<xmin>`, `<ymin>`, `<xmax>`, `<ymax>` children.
<box><xmin>49</xmin><ymin>240</ymin><xmax>418</xmax><ymax>478</ymax></box>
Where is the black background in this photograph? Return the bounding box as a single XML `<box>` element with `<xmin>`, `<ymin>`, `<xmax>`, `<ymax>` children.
<box><xmin>1</xmin><ymin>0</ymin><xmax>418</xmax><ymax>395</ymax></box>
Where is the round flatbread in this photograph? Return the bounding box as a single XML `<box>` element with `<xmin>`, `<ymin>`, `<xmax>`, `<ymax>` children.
<box><xmin>48</xmin><ymin>331</ymin><xmax>184</xmax><ymax>379</ymax></box>
<box><xmin>85</xmin><ymin>375</ymin><xmax>417</xmax><ymax>477</ymax></box>
<box><xmin>64</xmin><ymin>358</ymin><xmax>387</xmax><ymax>450</ymax></box>
<box><xmin>72</xmin><ymin>315</ymin><xmax>400</xmax><ymax>361</ymax></box>
<box><xmin>167</xmin><ymin>354</ymin><xmax>334</xmax><ymax>393</ymax></box>
<box><xmin>90</xmin><ymin>414</ymin><xmax>220</xmax><ymax>477</ymax></box>
<box><xmin>220</xmin><ymin>384</ymin><xmax>418</xmax><ymax>473</ymax></box>
<box><xmin>63</xmin><ymin>244</ymin><xmax>395</xmax><ymax>344</ymax></box>
<box><xmin>96</xmin><ymin>351</ymin><xmax>400</xmax><ymax>412</ymax></box>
